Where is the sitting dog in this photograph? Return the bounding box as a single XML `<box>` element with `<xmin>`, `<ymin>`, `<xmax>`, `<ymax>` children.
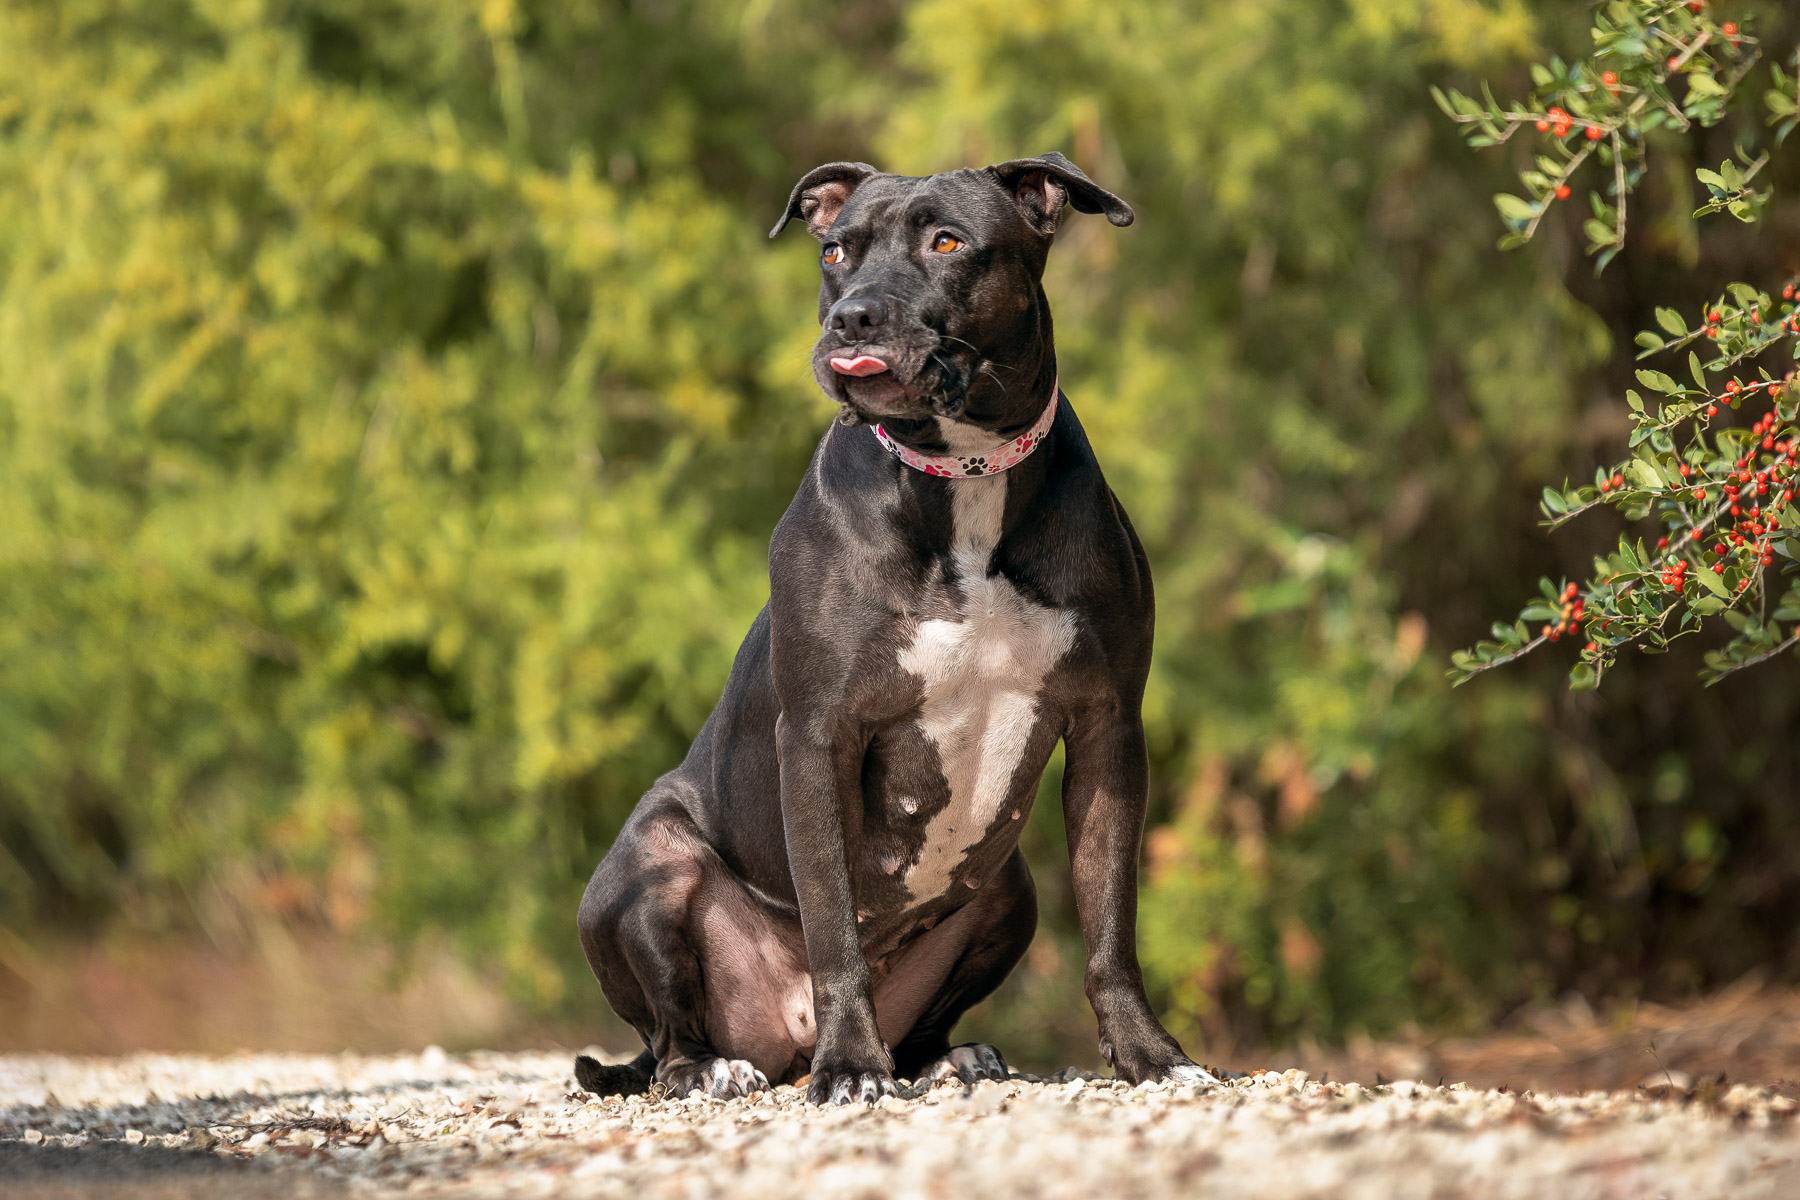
<box><xmin>576</xmin><ymin>152</ymin><xmax>1218</xmax><ymax>1104</ymax></box>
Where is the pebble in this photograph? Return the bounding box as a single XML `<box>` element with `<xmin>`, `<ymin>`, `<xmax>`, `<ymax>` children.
<box><xmin>0</xmin><ymin>1050</ymin><xmax>1795</xmax><ymax>1197</ymax></box>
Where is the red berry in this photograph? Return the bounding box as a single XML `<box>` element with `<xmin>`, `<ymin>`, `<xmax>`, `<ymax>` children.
<box><xmin>1555</xmin><ymin>184</ymin><xmax>1571</xmax><ymax>200</ymax></box>
<box><xmin>1585</xmin><ymin>125</ymin><xmax>1604</xmax><ymax>141</ymax></box>
<box><xmin>1722</xmin><ymin>22</ymin><xmax>1737</xmax><ymax>36</ymax></box>
<box><xmin>1537</xmin><ymin>119</ymin><xmax>1550</xmax><ymax>132</ymax></box>
<box><xmin>1707</xmin><ymin>405</ymin><xmax>1719</xmax><ymax>417</ymax></box>
<box><xmin>1657</xmin><ymin>536</ymin><xmax>1670</xmax><ymax>549</ymax></box>
<box><xmin>1668</xmin><ymin>56</ymin><xmax>1680</xmax><ymax>69</ymax></box>
<box><xmin>1601</xmin><ymin>71</ymin><xmax>1618</xmax><ymax>86</ymax></box>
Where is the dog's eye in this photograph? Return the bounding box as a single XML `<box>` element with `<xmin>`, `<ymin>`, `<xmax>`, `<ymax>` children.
<box><xmin>822</xmin><ymin>244</ymin><xmax>845</xmax><ymax>266</ymax></box>
<box><xmin>931</xmin><ymin>233</ymin><xmax>964</xmax><ymax>254</ymax></box>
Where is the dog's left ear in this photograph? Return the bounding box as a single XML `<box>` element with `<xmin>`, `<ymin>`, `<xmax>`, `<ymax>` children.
<box><xmin>987</xmin><ymin>151</ymin><xmax>1134</xmax><ymax>237</ymax></box>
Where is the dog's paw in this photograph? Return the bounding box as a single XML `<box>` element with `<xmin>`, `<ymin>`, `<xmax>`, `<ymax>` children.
<box><xmin>807</xmin><ymin>1057</ymin><xmax>898</xmax><ymax>1106</ymax></box>
<box><xmin>1158</xmin><ymin>1059</ymin><xmax>1224</xmax><ymax>1088</ymax></box>
<box><xmin>1101</xmin><ymin>1029</ymin><xmax>1223</xmax><ymax>1089</ymax></box>
<box><xmin>918</xmin><ymin>1043</ymin><xmax>1010</xmax><ymax>1086</ymax></box>
<box><xmin>661</xmin><ymin>1057</ymin><xmax>769</xmax><ymax>1099</ymax></box>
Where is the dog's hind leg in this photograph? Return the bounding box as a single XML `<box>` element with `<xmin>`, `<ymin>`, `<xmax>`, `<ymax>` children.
<box><xmin>577</xmin><ymin>795</ymin><xmax>795</xmax><ymax>1097</ymax></box>
<box><xmin>879</xmin><ymin>848</ymin><xmax>1038</xmax><ymax>1082</ymax></box>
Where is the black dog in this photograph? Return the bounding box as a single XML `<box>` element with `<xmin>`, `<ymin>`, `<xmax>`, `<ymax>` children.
<box><xmin>576</xmin><ymin>152</ymin><xmax>1218</xmax><ymax>1105</ymax></box>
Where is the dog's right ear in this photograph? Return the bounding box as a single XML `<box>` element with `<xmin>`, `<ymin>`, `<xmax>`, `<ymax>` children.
<box><xmin>770</xmin><ymin>162</ymin><xmax>880</xmax><ymax>239</ymax></box>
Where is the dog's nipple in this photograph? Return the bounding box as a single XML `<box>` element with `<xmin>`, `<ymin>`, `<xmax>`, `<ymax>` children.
<box><xmin>899</xmin><ymin>797</ymin><xmax>919</xmax><ymax>816</ymax></box>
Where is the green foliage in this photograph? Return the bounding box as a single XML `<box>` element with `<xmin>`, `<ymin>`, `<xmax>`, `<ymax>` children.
<box><xmin>3</xmin><ymin>0</ymin><xmax>1799</xmax><ymax>1063</ymax></box>
<box><xmin>0</xmin><ymin>0</ymin><xmax>811</xmax><ymax>1002</ymax></box>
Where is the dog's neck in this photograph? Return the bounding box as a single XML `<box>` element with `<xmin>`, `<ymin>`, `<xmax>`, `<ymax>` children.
<box><xmin>872</xmin><ymin>384</ymin><xmax>1057</xmax><ymax>480</ymax></box>
<box><xmin>866</xmin><ymin>352</ymin><xmax>1059</xmax><ymax>479</ymax></box>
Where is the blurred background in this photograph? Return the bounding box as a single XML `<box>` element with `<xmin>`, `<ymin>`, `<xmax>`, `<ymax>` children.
<box><xmin>2</xmin><ymin>0</ymin><xmax>1798</xmax><ymax>1075</ymax></box>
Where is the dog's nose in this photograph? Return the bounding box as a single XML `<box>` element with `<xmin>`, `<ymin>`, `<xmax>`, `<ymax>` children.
<box><xmin>827</xmin><ymin>295</ymin><xmax>889</xmax><ymax>341</ymax></box>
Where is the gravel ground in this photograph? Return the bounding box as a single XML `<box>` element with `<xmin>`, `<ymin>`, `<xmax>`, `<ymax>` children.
<box><xmin>3</xmin><ymin>1049</ymin><xmax>1797</xmax><ymax>1198</ymax></box>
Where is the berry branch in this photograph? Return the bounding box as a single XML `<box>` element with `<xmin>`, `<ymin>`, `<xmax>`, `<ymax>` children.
<box><xmin>1431</xmin><ymin>0</ymin><xmax>1763</xmax><ymax>269</ymax></box>
<box><xmin>1438</xmin><ymin>2</ymin><xmax>1798</xmax><ymax>691</ymax></box>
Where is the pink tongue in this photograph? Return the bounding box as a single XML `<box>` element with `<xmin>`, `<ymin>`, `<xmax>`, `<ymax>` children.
<box><xmin>829</xmin><ymin>355</ymin><xmax>890</xmax><ymax>377</ymax></box>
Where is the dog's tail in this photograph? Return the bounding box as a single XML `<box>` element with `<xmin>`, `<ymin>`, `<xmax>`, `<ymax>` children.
<box><xmin>574</xmin><ymin>1049</ymin><xmax>656</xmax><ymax>1097</ymax></box>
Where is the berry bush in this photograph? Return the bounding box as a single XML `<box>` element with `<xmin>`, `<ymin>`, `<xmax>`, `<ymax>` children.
<box><xmin>1440</xmin><ymin>1</ymin><xmax>1800</xmax><ymax>689</ymax></box>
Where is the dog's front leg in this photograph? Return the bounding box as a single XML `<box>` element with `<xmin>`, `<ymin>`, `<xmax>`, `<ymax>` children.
<box><xmin>776</xmin><ymin>711</ymin><xmax>897</xmax><ymax>1105</ymax></box>
<box><xmin>1064</xmin><ymin>704</ymin><xmax>1221</xmax><ymax>1087</ymax></box>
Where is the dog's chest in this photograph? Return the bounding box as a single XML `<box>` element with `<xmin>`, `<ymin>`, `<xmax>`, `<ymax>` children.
<box><xmin>894</xmin><ymin>469</ymin><xmax>1076</xmax><ymax>903</ymax></box>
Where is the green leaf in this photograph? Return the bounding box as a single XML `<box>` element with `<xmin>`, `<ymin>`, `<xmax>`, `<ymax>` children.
<box><xmin>1655</xmin><ymin>307</ymin><xmax>1687</xmax><ymax>336</ymax></box>
<box><xmin>1692</xmin><ymin>596</ymin><xmax>1726</xmax><ymax>615</ymax></box>
<box><xmin>1494</xmin><ymin>193</ymin><xmax>1537</xmax><ymax>222</ymax></box>
<box><xmin>1698</xmin><ymin>567</ymin><xmax>1730</xmax><ymax>598</ymax></box>
<box><xmin>1635</xmin><ymin>369</ymin><xmax>1678</xmax><ymax>393</ymax></box>
<box><xmin>1628</xmin><ymin>459</ymin><xmax>1662</xmax><ymax>489</ymax></box>
<box><xmin>1690</xmin><ymin>351</ymin><xmax>1707</xmax><ymax>390</ymax></box>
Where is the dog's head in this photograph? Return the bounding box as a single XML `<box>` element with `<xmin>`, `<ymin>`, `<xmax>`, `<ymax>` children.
<box><xmin>770</xmin><ymin>153</ymin><xmax>1132</xmax><ymax>431</ymax></box>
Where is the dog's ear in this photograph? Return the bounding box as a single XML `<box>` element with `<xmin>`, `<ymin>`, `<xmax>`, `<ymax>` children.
<box><xmin>770</xmin><ymin>162</ymin><xmax>881</xmax><ymax>239</ymax></box>
<box><xmin>986</xmin><ymin>151</ymin><xmax>1133</xmax><ymax>237</ymax></box>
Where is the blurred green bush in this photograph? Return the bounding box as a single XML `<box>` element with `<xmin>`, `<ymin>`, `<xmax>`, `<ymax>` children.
<box><xmin>3</xmin><ymin>0</ymin><xmax>1797</xmax><ymax>1064</ymax></box>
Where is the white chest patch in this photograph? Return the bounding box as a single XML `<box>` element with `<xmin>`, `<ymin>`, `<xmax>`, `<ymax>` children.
<box><xmin>896</xmin><ymin>455</ymin><xmax>1077</xmax><ymax>903</ymax></box>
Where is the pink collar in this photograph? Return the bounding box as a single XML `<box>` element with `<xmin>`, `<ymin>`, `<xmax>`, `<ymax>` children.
<box><xmin>871</xmin><ymin>381</ymin><xmax>1059</xmax><ymax>478</ymax></box>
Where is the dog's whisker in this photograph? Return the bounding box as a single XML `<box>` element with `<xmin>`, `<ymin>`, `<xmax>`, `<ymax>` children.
<box><xmin>942</xmin><ymin>335</ymin><xmax>1018</xmax><ymax>375</ymax></box>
